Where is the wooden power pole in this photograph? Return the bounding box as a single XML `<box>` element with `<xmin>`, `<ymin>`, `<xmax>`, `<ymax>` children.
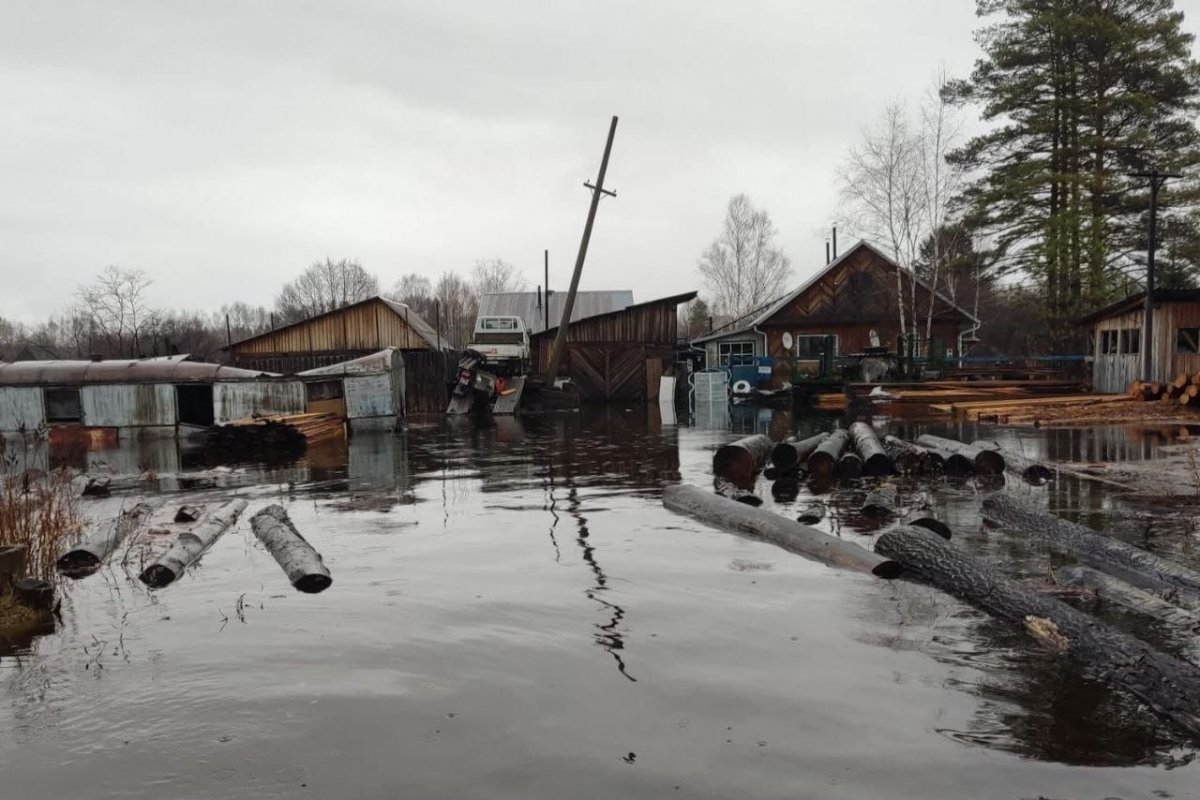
<box><xmin>1131</xmin><ymin>168</ymin><xmax>1181</xmax><ymax>382</ymax></box>
<box><xmin>545</xmin><ymin>116</ymin><xmax>619</xmax><ymax>384</ymax></box>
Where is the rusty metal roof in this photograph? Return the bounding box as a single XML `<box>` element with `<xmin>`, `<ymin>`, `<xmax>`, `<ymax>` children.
<box><xmin>477</xmin><ymin>290</ymin><xmax>634</xmax><ymax>335</ymax></box>
<box><xmin>0</xmin><ymin>355</ymin><xmax>279</xmax><ymax>386</ymax></box>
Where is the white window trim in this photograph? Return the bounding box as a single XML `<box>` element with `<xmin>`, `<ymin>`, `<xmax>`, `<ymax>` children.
<box><xmin>715</xmin><ymin>339</ymin><xmax>756</xmax><ymax>367</ymax></box>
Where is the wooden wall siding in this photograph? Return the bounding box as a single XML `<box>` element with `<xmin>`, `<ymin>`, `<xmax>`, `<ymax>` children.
<box><xmin>402</xmin><ymin>350</ymin><xmax>454</xmax><ymax>414</ymax></box>
<box><xmin>764</xmin><ymin>322</ymin><xmax>962</xmax><ymax>362</ymax></box>
<box><xmin>766</xmin><ymin>247</ymin><xmax>970</xmax><ymax>328</ymax></box>
<box><xmin>1091</xmin><ymin>301</ymin><xmax>1200</xmax><ymax>390</ymax></box>
<box><xmin>567</xmin><ymin>345</ymin><xmax>661</xmax><ymax>402</ymax></box>
<box><xmin>231</xmin><ymin>299</ymin><xmax>433</xmax><ymax>356</ymax></box>
<box><xmin>531</xmin><ymin>300</ymin><xmax>680</xmax><ymax>350</ymax></box>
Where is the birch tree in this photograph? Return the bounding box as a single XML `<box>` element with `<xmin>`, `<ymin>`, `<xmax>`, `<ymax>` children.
<box><xmin>697</xmin><ymin>194</ymin><xmax>792</xmax><ymax>318</ymax></box>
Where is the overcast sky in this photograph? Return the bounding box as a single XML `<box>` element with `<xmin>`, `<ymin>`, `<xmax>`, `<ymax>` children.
<box><xmin>4</xmin><ymin>1</ymin><xmax>1199</xmax><ymax>324</ymax></box>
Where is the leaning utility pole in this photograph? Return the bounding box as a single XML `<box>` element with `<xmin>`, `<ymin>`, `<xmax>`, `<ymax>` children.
<box><xmin>544</xmin><ymin>116</ymin><xmax>619</xmax><ymax>384</ymax></box>
<box><xmin>1130</xmin><ymin>168</ymin><xmax>1181</xmax><ymax>382</ymax></box>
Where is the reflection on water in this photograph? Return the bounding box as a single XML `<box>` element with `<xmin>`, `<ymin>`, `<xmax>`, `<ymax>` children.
<box><xmin>3</xmin><ymin>409</ymin><xmax>1200</xmax><ymax>797</ymax></box>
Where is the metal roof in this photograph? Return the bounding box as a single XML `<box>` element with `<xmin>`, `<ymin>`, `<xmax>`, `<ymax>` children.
<box><xmin>530</xmin><ymin>291</ymin><xmax>698</xmax><ymax>339</ymax></box>
<box><xmin>1077</xmin><ymin>289</ymin><xmax>1200</xmax><ymax>325</ymax></box>
<box><xmin>691</xmin><ymin>240</ymin><xmax>979</xmax><ymax>344</ymax></box>
<box><xmin>0</xmin><ymin>355</ymin><xmax>279</xmax><ymax>386</ymax></box>
<box><xmin>296</xmin><ymin>348</ymin><xmax>401</xmax><ymax>377</ymax></box>
<box><xmin>477</xmin><ymin>290</ymin><xmax>634</xmax><ymax>335</ymax></box>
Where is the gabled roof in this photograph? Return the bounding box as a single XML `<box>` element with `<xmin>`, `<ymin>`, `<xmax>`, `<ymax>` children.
<box><xmin>478</xmin><ymin>290</ymin><xmax>635</xmax><ymax>335</ymax></box>
<box><xmin>0</xmin><ymin>355</ymin><xmax>276</xmax><ymax>385</ymax></box>
<box><xmin>1077</xmin><ymin>289</ymin><xmax>1200</xmax><ymax>325</ymax></box>
<box><xmin>691</xmin><ymin>240</ymin><xmax>979</xmax><ymax>344</ymax></box>
<box><xmin>529</xmin><ymin>291</ymin><xmax>698</xmax><ymax>340</ymax></box>
<box><xmin>227</xmin><ymin>296</ymin><xmax>453</xmax><ymax>352</ymax></box>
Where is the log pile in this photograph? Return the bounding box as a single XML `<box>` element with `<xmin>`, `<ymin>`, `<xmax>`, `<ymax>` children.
<box><xmin>1150</xmin><ymin>373</ymin><xmax>1200</xmax><ymax>407</ymax></box>
<box><xmin>206</xmin><ymin>419</ymin><xmax>307</xmax><ymax>464</ymax></box>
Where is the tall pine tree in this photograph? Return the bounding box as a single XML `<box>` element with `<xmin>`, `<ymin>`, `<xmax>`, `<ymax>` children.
<box><xmin>950</xmin><ymin>0</ymin><xmax>1200</xmax><ymax>342</ymax></box>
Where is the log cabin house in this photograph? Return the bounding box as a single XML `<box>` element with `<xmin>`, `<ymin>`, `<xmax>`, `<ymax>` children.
<box><xmin>1079</xmin><ymin>289</ymin><xmax>1200</xmax><ymax>393</ymax></box>
<box><xmin>691</xmin><ymin>241</ymin><xmax>978</xmax><ymax>386</ymax></box>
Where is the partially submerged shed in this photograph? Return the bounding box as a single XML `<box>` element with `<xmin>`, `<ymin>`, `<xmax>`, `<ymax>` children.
<box><xmin>296</xmin><ymin>348</ymin><xmax>405</xmax><ymax>432</ymax></box>
<box><xmin>1080</xmin><ymin>289</ymin><xmax>1200</xmax><ymax>393</ymax></box>
<box><xmin>532</xmin><ymin>291</ymin><xmax>696</xmax><ymax>402</ymax></box>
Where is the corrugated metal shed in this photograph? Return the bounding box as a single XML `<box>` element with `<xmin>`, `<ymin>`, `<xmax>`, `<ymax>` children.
<box><xmin>0</xmin><ymin>356</ymin><xmax>273</xmax><ymax>386</ymax></box>
<box><xmin>0</xmin><ymin>387</ymin><xmax>45</xmax><ymax>431</ymax></box>
<box><xmin>213</xmin><ymin>381</ymin><xmax>306</xmax><ymax>424</ymax></box>
<box><xmin>81</xmin><ymin>384</ymin><xmax>177</xmax><ymax>428</ymax></box>
<box><xmin>478</xmin><ymin>290</ymin><xmax>634</xmax><ymax>335</ymax></box>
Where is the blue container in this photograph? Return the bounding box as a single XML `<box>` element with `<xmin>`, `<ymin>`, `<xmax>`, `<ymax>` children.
<box><xmin>728</xmin><ymin>356</ymin><xmax>773</xmax><ymax>389</ymax></box>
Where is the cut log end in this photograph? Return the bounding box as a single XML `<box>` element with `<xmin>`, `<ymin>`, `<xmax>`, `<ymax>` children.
<box><xmin>140</xmin><ymin>565</ymin><xmax>177</xmax><ymax>589</ymax></box>
<box><xmin>907</xmin><ymin>517</ymin><xmax>953</xmax><ymax>540</ymax></box>
<box><xmin>294</xmin><ymin>574</ymin><xmax>333</xmax><ymax>594</ymax></box>
<box><xmin>55</xmin><ymin>552</ymin><xmax>102</xmax><ymax>578</ymax></box>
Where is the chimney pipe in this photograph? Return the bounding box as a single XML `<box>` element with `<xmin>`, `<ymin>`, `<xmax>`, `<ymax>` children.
<box><xmin>825</xmin><ymin>240</ymin><xmax>831</xmax><ymax>265</ymax></box>
<box><xmin>832</xmin><ymin>225</ymin><xmax>838</xmax><ymax>259</ymax></box>
<box><xmin>537</xmin><ymin>285</ymin><xmax>543</xmax><ymax>309</ymax></box>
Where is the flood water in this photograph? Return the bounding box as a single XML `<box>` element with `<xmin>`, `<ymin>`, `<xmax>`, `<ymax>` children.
<box><xmin>2</xmin><ymin>407</ymin><xmax>1200</xmax><ymax>799</ymax></box>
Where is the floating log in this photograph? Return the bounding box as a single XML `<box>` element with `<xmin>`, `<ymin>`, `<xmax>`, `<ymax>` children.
<box><xmin>972</xmin><ymin>440</ymin><xmax>1054</xmax><ymax>485</ymax></box>
<box><xmin>907</xmin><ymin>516</ymin><xmax>952</xmax><ymax>540</ymax></box>
<box><xmin>927</xmin><ymin>446</ymin><xmax>972</xmax><ymax>477</ymax></box>
<box><xmin>0</xmin><ymin>546</ymin><xmax>27</xmax><ymax>592</ymax></box>
<box><xmin>916</xmin><ymin>434</ymin><xmax>1005</xmax><ymax>474</ymax></box>
<box><xmin>797</xmin><ymin>501</ymin><xmax>826</xmax><ymax>525</ymax></box>
<box><xmin>849</xmin><ymin>422</ymin><xmax>893</xmax><ymax>477</ymax></box>
<box><xmin>82</xmin><ymin>476</ymin><xmax>111</xmax><ymax>498</ymax></box>
<box><xmin>663</xmin><ymin>485</ymin><xmax>901</xmax><ymax>577</ymax></box>
<box><xmin>983</xmin><ymin>494</ymin><xmax>1200</xmax><ymax>604</ymax></box>
<box><xmin>714</xmin><ymin>478</ymin><xmax>763</xmax><ymax>507</ymax></box>
<box><xmin>771</xmin><ymin>433</ymin><xmax>829</xmax><ymax>472</ymax></box>
<box><xmin>875</xmin><ymin>524</ymin><xmax>1200</xmax><ymax>738</ymax></box>
<box><xmin>881</xmin><ymin>436</ymin><xmax>928</xmax><ymax>475</ymax></box>
<box><xmin>838</xmin><ymin>451</ymin><xmax>863</xmax><ymax>480</ymax></box>
<box><xmin>713</xmin><ymin>435</ymin><xmax>774</xmax><ymax>485</ymax></box>
<box><xmin>175</xmin><ymin>504</ymin><xmax>203</xmax><ymax>523</ymax></box>
<box><xmin>12</xmin><ymin>579</ymin><xmax>54</xmax><ymax>612</ymax></box>
<box><xmin>249</xmin><ymin>505</ymin><xmax>333</xmax><ymax>593</ymax></box>
<box><xmin>770</xmin><ymin>478</ymin><xmax>800</xmax><ymax>503</ymax></box>
<box><xmin>1056</xmin><ymin>565</ymin><xmax>1200</xmax><ymax>630</ymax></box>
<box><xmin>807</xmin><ymin>429</ymin><xmax>850</xmax><ymax>477</ymax></box>
<box><xmin>57</xmin><ymin>503</ymin><xmax>153</xmax><ymax>578</ymax></box>
<box><xmin>139</xmin><ymin>499</ymin><xmax>249</xmax><ymax>588</ymax></box>
<box><xmin>861</xmin><ymin>486</ymin><xmax>898</xmax><ymax>518</ymax></box>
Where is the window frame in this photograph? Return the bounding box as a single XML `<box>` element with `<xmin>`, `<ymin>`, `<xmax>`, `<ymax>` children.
<box><xmin>794</xmin><ymin>334</ymin><xmax>838</xmax><ymax>360</ymax></box>
<box><xmin>716</xmin><ymin>340</ymin><xmax>756</xmax><ymax>367</ymax></box>
<box><xmin>44</xmin><ymin>386</ymin><xmax>83</xmax><ymax>423</ymax></box>
<box><xmin>1178</xmin><ymin>327</ymin><xmax>1200</xmax><ymax>354</ymax></box>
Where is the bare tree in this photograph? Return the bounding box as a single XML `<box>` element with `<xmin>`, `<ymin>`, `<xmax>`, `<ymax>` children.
<box><xmin>470</xmin><ymin>258</ymin><xmax>527</xmax><ymax>296</ymax></box>
<box><xmin>918</xmin><ymin>68</ymin><xmax>965</xmax><ymax>343</ymax></box>
<box><xmin>275</xmin><ymin>258</ymin><xmax>379</xmax><ymax>323</ymax></box>
<box><xmin>697</xmin><ymin>194</ymin><xmax>792</xmax><ymax>318</ymax></box>
<box><xmin>76</xmin><ymin>266</ymin><xmax>159</xmax><ymax>357</ymax></box>
<box><xmin>434</xmin><ymin>271</ymin><xmax>477</xmax><ymax>349</ymax></box>
<box><xmin>389</xmin><ymin>273</ymin><xmax>437</xmax><ymax>322</ymax></box>
<box><xmin>212</xmin><ymin>302</ymin><xmax>273</xmax><ymax>345</ymax></box>
<box><xmin>839</xmin><ymin>101</ymin><xmax>925</xmax><ymax>336</ymax></box>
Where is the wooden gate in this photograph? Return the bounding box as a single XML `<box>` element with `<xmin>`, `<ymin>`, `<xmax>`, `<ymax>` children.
<box><xmin>569</xmin><ymin>345</ymin><xmax>648</xmax><ymax>401</ymax></box>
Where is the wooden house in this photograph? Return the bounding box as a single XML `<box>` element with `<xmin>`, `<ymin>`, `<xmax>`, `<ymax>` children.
<box><xmin>691</xmin><ymin>241</ymin><xmax>978</xmax><ymax>382</ymax></box>
<box><xmin>532</xmin><ymin>291</ymin><xmax>697</xmax><ymax>402</ymax></box>
<box><xmin>1079</xmin><ymin>289</ymin><xmax>1200</xmax><ymax>393</ymax></box>
<box><xmin>226</xmin><ymin>296</ymin><xmax>455</xmax><ymax>413</ymax></box>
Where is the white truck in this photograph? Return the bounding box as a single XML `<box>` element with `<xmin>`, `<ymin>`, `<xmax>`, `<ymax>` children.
<box><xmin>466</xmin><ymin>316</ymin><xmax>531</xmax><ymax>376</ymax></box>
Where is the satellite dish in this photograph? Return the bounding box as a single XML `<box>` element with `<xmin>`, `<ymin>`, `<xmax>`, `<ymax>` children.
<box><xmin>868</xmin><ymin>329</ymin><xmax>881</xmax><ymax>348</ymax></box>
<box><xmin>781</xmin><ymin>332</ymin><xmax>794</xmax><ymax>350</ymax></box>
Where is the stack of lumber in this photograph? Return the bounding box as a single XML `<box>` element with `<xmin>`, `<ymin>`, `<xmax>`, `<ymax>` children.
<box><xmin>205</xmin><ymin>412</ymin><xmax>342</xmax><ymax>465</ymax></box>
<box><xmin>235</xmin><ymin>413</ymin><xmax>346</xmax><ymax>442</ymax></box>
<box><xmin>930</xmin><ymin>393</ymin><xmax>1131</xmax><ymax>422</ymax></box>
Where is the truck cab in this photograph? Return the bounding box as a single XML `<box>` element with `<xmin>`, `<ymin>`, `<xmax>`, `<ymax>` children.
<box><xmin>467</xmin><ymin>316</ymin><xmax>531</xmax><ymax>376</ymax></box>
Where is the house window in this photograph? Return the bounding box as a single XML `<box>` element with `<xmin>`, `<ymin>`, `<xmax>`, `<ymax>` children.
<box><xmin>1120</xmin><ymin>328</ymin><xmax>1140</xmax><ymax>355</ymax></box>
<box><xmin>1100</xmin><ymin>330</ymin><xmax>1119</xmax><ymax>355</ymax></box>
<box><xmin>45</xmin><ymin>387</ymin><xmax>82</xmax><ymax>423</ymax></box>
<box><xmin>795</xmin><ymin>334</ymin><xmax>838</xmax><ymax>359</ymax></box>
<box><xmin>717</xmin><ymin>340</ymin><xmax>755</xmax><ymax>366</ymax></box>
<box><xmin>1178</xmin><ymin>327</ymin><xmax>1200</xmax><ymax>354</ymax></box>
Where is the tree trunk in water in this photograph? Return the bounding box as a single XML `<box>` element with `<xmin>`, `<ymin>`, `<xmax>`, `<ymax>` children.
<box><xmin>771</xmin><ymin>433</ymin><xmax>828</xmax><ymax>472</ymax></box>
<box><xmin>849</xmin><ymin>422</ymin><xmax>894</xmax><ymax>477</ymax></box>
<box><xmin>916</xmin><ymin>434</ymin><xmax>1004</xmax><ymax>474</ymax></box>
<box><xmin>250</xmin><ymin>505</ymin><xmax>333</xmax><ymax>594</ymax></box>
<box><xmin>713</xmin><ymin>435</ymin><xmax>774</xmax><ymax>486</ymax></box>
<box><xmin>57</xmin><ymin>503</ymin><xmax>153</xmax><ymax>577</ymax></box>
<box><xmin>983</xmin><ymin>494</ymin><xmax>1200</xmax><ymax>605</ymax></box>
<box><xmin>971</xmin><ymin>440</ymin><xmax>1054</xmax><ymax>485</ymax></box>
<box><xmin>808</xmin><ymin>430</ymin><xmax>850</xmax><ymax>477</ymax></box>
<box><xmin>881</xmin><ymin>435</ymin><xmax>925</xmax><ymax>475</ymax></box>
<box><xmin>1056</xmin><ymin>565</ymin><xmax>1200</xmax><ymax>630</ymax></box>
<box><xmin>876</xmin><ymin>525</ymin><xmax>1200</xmax><ymax>739</ymax></box>
<box><xmin>714</xmin><ymin>478</ymin><xmax>763</xmax><ymax>507</ymax></box>
<box><xmin>861</xmin><ymin>486</ymin><xmax>898</xmax><ymax>518</ymax></box>
<box><xmin>797</xmin><ymin>502</ymin><xmax>826</xmax><ymax>525</ymax></box>
<box><xmin>907</xmin><ymin>516</ymin><xmax>952</xmax><ymax>540</ymax></box>
<box><xmin>12</xmin><ymin>578</ymin><xmax>54</xmax><ymax>612</ymax></box>
<box><xmin>838</xmin><ymin>452</ymin><xmax>863</xmax><ymax>480</ymax></box>
<box><xmin>663</xmin><ymin>485</ymin><xmax>900</xmax><ymax>577</ymax></box>
<box><xmin>140</xmin><ymin>499</ymin><xmax>248</xmax><ymax>588</ymax></box>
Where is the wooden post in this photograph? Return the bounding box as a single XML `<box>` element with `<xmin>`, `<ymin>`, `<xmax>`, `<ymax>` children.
<box><xmin>546</xmin><ymin>116</ymin><xmax>619</xmax><ymax>383</ymax></box>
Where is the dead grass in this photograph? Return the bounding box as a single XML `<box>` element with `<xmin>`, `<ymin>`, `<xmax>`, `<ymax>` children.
<box><xmin>0</xmin><ymin>428</ymin><xmax>82</xmax><ymax>584</ymax></box>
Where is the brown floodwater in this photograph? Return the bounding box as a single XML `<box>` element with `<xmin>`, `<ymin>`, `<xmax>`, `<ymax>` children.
<box><xmin>2</xmin><ymin>406</ymin><xmax>1199</xmax><ymax>799</ymax></box>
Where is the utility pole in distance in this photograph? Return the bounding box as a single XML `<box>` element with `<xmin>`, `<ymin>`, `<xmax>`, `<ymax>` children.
<box><xmin>545</xmin><ymin>116</ymin><xmax>619</xmax><ymax>385</ymax></box>
<box><xmin>1130</xmin><ymin>167</ymin><xmax>1181</xmax><ymax>382</ymax></box>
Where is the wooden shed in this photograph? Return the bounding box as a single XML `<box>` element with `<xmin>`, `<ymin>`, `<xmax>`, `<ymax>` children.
<box><xmin>692</xmin><ymin>241</ymin><xmax>978</xmax><ymax>383</ymax></box>
<box><xmin>227</xmin><ymin>296</ymin><xmax>455</xmax><ymax>413</ymax></box>
<box><xmin>532</xmin><ymin>291</ymin><xmax>697</xmax><ymax>402</ymax></box>
<box><xmin>1079</xmin><ymin>289</ymin><xmax>1200</xmax><ymax>393</ymax></box>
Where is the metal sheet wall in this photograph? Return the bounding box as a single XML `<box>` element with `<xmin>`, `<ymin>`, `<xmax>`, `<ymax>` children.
<box><xmin>0</xmin><ymin>387</ymin><xmax>45</xmax><ymax>431</ymax></box>
<box><xmin>344</xmin><ymin>373</ymin><xmax>396</xmax><ymax>419</ymax></box>
<box><xmin>81</xmin><ymin>384</ymin><xmax>176</xmax><ymax>428</ymax></box>
<box><xmin>213</xmin><ymin>381</ymin><xmax>306</xmax><ymax>423</ymax></box>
